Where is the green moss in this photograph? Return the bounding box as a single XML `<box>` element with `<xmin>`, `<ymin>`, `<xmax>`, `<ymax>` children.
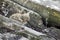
<box><xmin>0</xmin><ymin>0</ymin><xmax>4</xmax><ymax>3</ymax></box>
<box><xmin>16</xmin><ymin>32</ymin><xmax>28</xmax><ymax>38</ymax></box>
<box><xmin>12</xmin><ymin>24</ymin><xmax>20</xmax><ymax>30</ymax></box>
<box><xmin>0</xmin><ymin>20</ymin><xmax>4</xmax><ymax>27</ymax></box>
<box><xmin>30</xmin><ymin>36</ymin><xmax>41</xmax><ymax>40</ymax></box>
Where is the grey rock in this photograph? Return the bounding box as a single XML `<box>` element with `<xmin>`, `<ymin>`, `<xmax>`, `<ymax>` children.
<box><xmin>43</xmin><ymin>27</ymin><xmax>60</xmax><ymax>40</ymax></box>
<box><xmin>0</xmin><ymin>0</ymin><xmax>60</xmax><ymax>40</ymax></box>
<box><xmin>26</xmin><ymin>13</ymin><xmax>46</xmax><ymax>32</ymax></box>
<box><xmin>40</xmin><ymin>35</ymin><xmax>56</xmax><ymax>40</ymax></box>
<box><xmin>0</xmin><ymin>33</ymin><xmax>22</xmax><ymax>40</ymax></box>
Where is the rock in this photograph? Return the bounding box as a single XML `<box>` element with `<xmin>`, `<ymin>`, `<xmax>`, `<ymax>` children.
<box><xmin>26</xmin><ymin>12</ymin><xmax>46</xmax><ymax>32</ymax></box>
<box><xmin>0</xmin><ymin>0</ymin><xmax>60</xmax><ymax>40</ymax></box>
<box><xmin>10</xmin><ymin>11</ymin><xmax>45</xmax><ymax>32</ymax></box>
<box><xmin>43</xmin><ymin>27</ymin><xmax>60</xmax><ymax>40</ymax></box>
<box><xmin>0</xmin><ymin>15</ymin><xmax>46</xmax><ymax>39</ymax></box>
<box><xmin>11</xmin><ymin>0</ymin><xmax>60</xmax><ymax>27</ymax></box>
<box><xmin>19</xmin><ymin>37</ymin><xmax>29</xmax><ymax>40</ymax></box>
<box><xmin>40</xmin><ymin>35</ymin><xmax>56</xmax><ymax>40</ymax></box>
<box><xmin>0</xmin><ymin>0</ymin><xmax>46</xmax><ymax>32</ymax></box>
<box><xmin>0</xmin><ymin>33</ymin><xmax>22</xmax><ymax>40</ymax></box>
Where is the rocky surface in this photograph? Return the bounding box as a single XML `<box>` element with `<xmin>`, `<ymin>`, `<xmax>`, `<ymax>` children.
<box><xmin>43</xmin><ymin>27</ymin><xmax>60</xmax><ymax>40</ymax></box>
<box><xmin>0</xmin><ymin>0</ymin><xmax>60</xmax><ymax>40</ymax></box>
<box><xmin>11</xmin><ymin>0</ymin><xmax>60</xmax><ymax>27</ymax></box>
<box><xmin>0</xmin><ymin>33</ymin><xmax>29</xmax><ymax>40</ymax></box>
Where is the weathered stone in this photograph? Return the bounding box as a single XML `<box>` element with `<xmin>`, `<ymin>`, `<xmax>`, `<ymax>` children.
<box><xmin>43</xmin><ymin>27</ymin><xmax>60</xmax><ymax>40</ymax></box>
<box><xmin>11</xmin><ymin>0</ymin><xmax>60</xmax><ymax>27</ymax></box>
<box><xmin>0</xmin><ymin>14</ymin><xmax>46</xmax><ymax>40</ymax></box>
<box><xmin>3</xmin><ymin>0</ymin><xmax>45</xmax><ymax>31</ymax></box>
<box><xmin>0</xmin><ymin>0</ymin><xmax>60</xmax><ymax>40</ymax></box>
<box><xmin>25</xmin><ymin>12</ymin><xmax>46</xmax><ymax>32</ymax></box>
<box><xmin>40</xmin><ymin>35</ymin><xmax>56</xmax><ymax>40</ymax></box>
